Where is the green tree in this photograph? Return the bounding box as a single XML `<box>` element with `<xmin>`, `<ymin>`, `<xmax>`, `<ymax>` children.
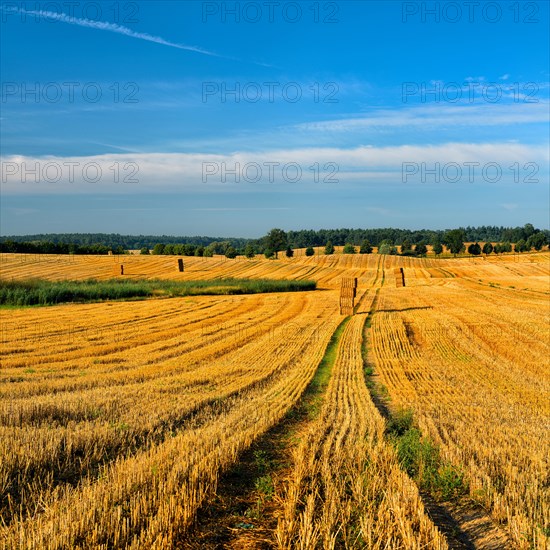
<box><xmin>500</xmin><ymin>241</ymin><xmax>512</xmax><ymax>253</ymax></box>
<box><xmin>305</xmin><ymin>246</ymin><xmax>315</xmax><ymax>257</ymax></box>
<box><xmin>414</xmin><ymin>243</ymin><xmax>428</xmax><ymax>256</ymax></box>
<box><xmin>359</xmin><ymin>240</ymin><xmax>373</xmax><ymax>254</ymax></box>
<box><xmin>526</xmin><ymin>232</ymin><xmax>546</xmax><ymax>251</ymax></box>
<box><xmin>523</xmin><ymin>223</ymin><xmax>536</xmax><ymax>239</ymax></box>
<box><xmin>343</xmin><ymin>243</ymin><xmax>356</xmax><ymax>254</ymax></box>
<box><xmin>401</xmin><ymin>239</ymin><xmax>412</xmax><ymax>254</ymax></box>
<box><xmin>183</xmin><ymin>244</ymin><xmax>197</xmax><ymax>256</ymax></box>
<box><xmin>140</xmin><ymin>247</ymin><xmax>150</xmax><ymax>255</ymax></box>
<box><xmin>204</xmin><ymin>243</ymin><xmax>217</xmax><ymax>257</ymax></box>
<box><xmin>285</xmin><ymin>245</ymin><xmax>294</xmax><ymax>258</ymax></box>
<box><xmin>244</xmin><ymin>244</ymin><xmax>255</xmax><ymax>259</ymax></box>
<box><xmin>265</xmin><ymin>228</ymin><xmax>288</xmax><ymax>258</ymax></box>
<box><xmin>514</xmin><ymin>239</ymin><xmax>527</xmax><ymax>253</ymax></box>
<box><xmin>205</xmin><ymin>241</ymin><xmax>231</xmax><ymax>255</ymax></box>
<box><xmin>482</xmin><ymin>242</ymin><xmax>493</xmax><ymax>255</ymax></box>
<box><xmin>432</xmin><ymin>237</ymin><xmax>443</xmax><ymax>256</ymax></box>
<box><xmin>324</xmin><ymin>241</ymin><xmax>335</xmax><ymax>255</ymax></box>
<box><xmin>378</xmin><ymin>240</ymin><xmax>392</xmax><ymax>255</ymax></box>
<box><xmin>468</xmin><ymin>242</ymin><xmax>481</xmax><ymax>255</ymax></box>
<box><xmin>152</xmin><ymin>243</ymin><xmax>165</xmax><ymax>255</ymax></box>
<box><xmin>443</xmin><ymin>230</ymin><xmax>465</xmax><ymax>256</ymax></box>
<box><xmin>264</xmin><ymin>249</ymin><xmax>275</xmax><ymax>259</ymax></box>
<box><xmin>195</xmin><ymin>246</ymin><xmax>205</xmax><ymax>257</ymax></box>
<box><xmin>225</xmin><ymin>246</ymin><xmax>238</xmax><ymax>259</ymax></box>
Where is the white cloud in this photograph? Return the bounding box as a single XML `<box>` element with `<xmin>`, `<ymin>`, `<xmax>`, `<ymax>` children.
<box><xmin>499</xmin><ymin>74</ymin><xmax>511</xmax><ymax>81</ymax></box>
<box><xmin>1</xmin><ymin>142</ymin><xmax>547</xmax><ymax>194</ymax></box>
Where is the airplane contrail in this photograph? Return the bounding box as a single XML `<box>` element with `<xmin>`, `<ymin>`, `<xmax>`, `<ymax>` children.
<box><xmin>3</xmin><ymin>6</ymin><xmax>226</xmax><ymax>58</ymax></box>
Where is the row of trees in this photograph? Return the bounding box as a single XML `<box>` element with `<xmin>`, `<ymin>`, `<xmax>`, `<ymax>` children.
<box><xmin>198</xmin><ymin>228</ymin><xmax>548</xmax><ymax>260</ymax></box>
<box><xmin>283</xmin><ymin>223</ymin><xmax>547</xmax><ymax>248</ymax></box>
<box><xmin>147</xmin><ymin>241</ymin><xmax>260</xmax><ymax>259</ymax></box>
<box><xmin>0</xmin><ymin>240</ymin><xmax>121</xmax><ymax>255</ymax></box>
<box><xmin>3</xmin><ymin>225</ymin><xmax>548</xmax><ymax>259</ymax></box>
<box><xmin>252</xmin><ymin>228</ymin><xmax>548</xmax><ymax>259</ymax></box>
<box><xmin>2</xmin><ymin>225</ymin><xmax>547</xmax><ymax>251</ymax></box>
<box><xmin>145</xmin><ymin>225</ymin><xmax>547</xmax><ymax>258</ymax></box>
<box><xmin>467</xmin><ymin>238</ymin><xmax>544</xmax><ymax>255</ymax></box>
<box><xmin>301</xmin><ymin>240</ymin><xmax>427</xmax><ymax>257</ymax></box>
<box><xmin>441</xmin><ymin>229</ymin><xmax>548</xmax><ymax>256</ymax></box>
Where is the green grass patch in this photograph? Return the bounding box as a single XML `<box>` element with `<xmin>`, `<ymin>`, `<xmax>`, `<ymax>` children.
<box><xmin>362</xmin><ymin>302</ymin><xmax>467</xmax><ymax>504</ymax></box>
<box><xmin>0</xmin><ymin>277</ymin><xmax>317</xmax><ymax>307</ymax></box>
<box><xmin>297</xmin><ymin>316</ymin><xmax>350</xmax><ymax>420</ymax></box>
<box><xmin>386</xmin><ymin>408</ymin><xmax>467</xmax><ymax>501</ymax></box>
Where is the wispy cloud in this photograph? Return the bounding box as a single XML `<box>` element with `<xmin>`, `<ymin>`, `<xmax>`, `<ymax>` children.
<box><xmin>3</xmin><ymin>6</ymin><xmax>225</xmax><ymax>59</ymax></box>
<box><xmin>294</xmin><ymin>102</ymin><xmax>550</xmax><ymax>133</ymax></box>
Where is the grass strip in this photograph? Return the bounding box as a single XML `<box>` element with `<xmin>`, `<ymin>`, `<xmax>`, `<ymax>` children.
<box><xmin>0</xmin><ymin>278</ymin><xmax>316</xmax><ymax>307</ymax></box>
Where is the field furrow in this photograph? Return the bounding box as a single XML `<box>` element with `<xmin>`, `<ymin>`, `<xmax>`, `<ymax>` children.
<box><xmin>276</xmin><ymin>312</ymin><xmax>447</xmax><ymax>549</ymax></box>
<box><xmin>368</xmin><ymin>283</ymin><xmax>549</xmax><ymax>549</ymax></box>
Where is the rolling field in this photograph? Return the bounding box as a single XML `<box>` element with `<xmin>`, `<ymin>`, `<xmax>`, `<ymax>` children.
<box><xmin>0</xmin><ymin>252</ymin><xmax>548</xmax><ymax>549</ymax></box>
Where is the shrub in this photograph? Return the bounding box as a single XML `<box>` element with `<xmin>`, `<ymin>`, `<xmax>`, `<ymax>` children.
<box><xmin>343</xmin><ymin>243</ymin><xmax>356</xmax><ymax>254</ymax></box>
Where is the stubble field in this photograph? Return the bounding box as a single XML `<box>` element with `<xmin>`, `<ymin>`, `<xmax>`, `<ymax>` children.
<box><xmin>0</xmin><ymin>251</ymin><xmax>548</xmax><ymax>549</ymax></box>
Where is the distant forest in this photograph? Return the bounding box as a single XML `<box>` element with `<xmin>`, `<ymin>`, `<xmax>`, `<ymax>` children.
<box><xmin>0</xmin><ymin>233</ymin><xmax>249</xmax><ymax>250</ymax></box>
<box><xmin>1</xmin><ymin>225</ymin><xmax>548</xmax><ymax>254</ymax></box>
<box><xmin>284</xmin><ymin>224</ymin><xmax>548</xmax><ymax>248</ymax></box>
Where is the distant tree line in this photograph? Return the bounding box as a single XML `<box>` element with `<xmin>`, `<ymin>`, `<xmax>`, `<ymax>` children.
<box><xmin>2</xmin><ymin>224</ymin><xmax>548</xmax><ymax>258</ymax></box>
<box><xmin>0</xmin><ymin>233</ymin><xmax>250</xmax><ymax>250</ymax></box>
<box><xmin>0</xmin><ymin>240</ymin><xmax>119</xmax><ymax>255</ymax></box>
<box><xmin>283</xmin><ymin>224</ymin><xmax>548</xmax><ymax>248</ymax></box>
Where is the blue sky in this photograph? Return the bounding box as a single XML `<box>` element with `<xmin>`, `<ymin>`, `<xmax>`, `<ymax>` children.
<box><xmin>1</xmin><ymin>0</ymin><xmax>549</xmax><ymax>237</ymax></box>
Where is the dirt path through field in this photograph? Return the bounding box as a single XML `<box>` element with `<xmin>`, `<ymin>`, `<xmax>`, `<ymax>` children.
<box><xmin>179</xmin><ymin>280</ymin><xmax>381</xmax><ymax>548</ymax></box>
<box><xmin>178</xmin><ymin>318</ymin><xmax>349</xmax><ymax>549</ymax></box>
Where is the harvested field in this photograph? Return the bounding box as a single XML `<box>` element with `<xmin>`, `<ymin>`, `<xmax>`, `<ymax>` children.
<box><xmin>1</xmin><ymin>251</ymin><xmax>548</xmax><ymax>549</ymax></box>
